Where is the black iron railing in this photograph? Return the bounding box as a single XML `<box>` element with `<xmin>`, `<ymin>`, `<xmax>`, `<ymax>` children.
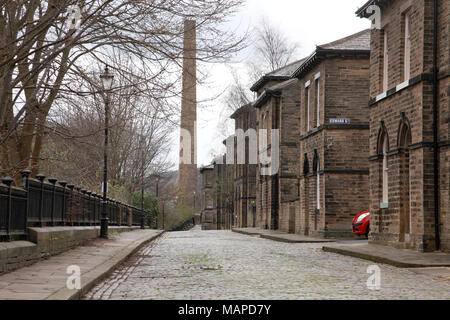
<box><xmin>0</xmin><ymin>171</ymin><xmax>149</xmax><ymax>241</ymax></box>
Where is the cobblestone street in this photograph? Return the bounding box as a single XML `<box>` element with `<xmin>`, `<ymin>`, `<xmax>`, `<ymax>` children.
<box><xmin>84</xmin><ymin>226</ymin><xmax>450</xmax><ymax>300</ymax></box>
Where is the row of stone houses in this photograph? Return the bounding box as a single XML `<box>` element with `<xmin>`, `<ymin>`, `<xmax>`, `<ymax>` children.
<box><xmin>200</xmin><ymin>164</ymin><xmax>216</xmax><ymax>230</ymax></box>
<box><xmin>252</xmin><ymin>29</ymin><xmax>372</xmax><ymax>238</ymax></box>
<box><xmin>200</xmin><ymin>154</ymin><xmax>234</xmax><ymax>230</ymax></box>
<box><xmin>201</xmin><ymin>0</ymin><xmax>449</xmax><ymax>252</ymax></box>
<box><xmin>230</xmin><ymin>104</ymin><xmax>258</xmax><ymax>228</ymax></box>
<box><xmin>357</xmin><ymin>0</ymin><xmax>448</xmax><ymax>252</ymax></box>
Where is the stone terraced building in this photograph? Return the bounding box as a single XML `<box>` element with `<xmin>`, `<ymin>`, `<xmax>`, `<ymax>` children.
<box><xmin>357</xmin><ymin>0</ymin><xmax>449</xmax><ymax>252</ymax></box>
<box><xmin>200</xmin><ymin>165</ymin><xmax>216</xmax><ymax>230</ymax></box>
<box><xmin>204</xmin><ymin>0</ymin><xmax>449</xmax><ymax>253</ymax></box>
<box><xmin>250</xmin><ymin>30</ymin><xmax>372</xmax><ymax>237</ymax></box>
<box><xmin>294</xmin><ymin>29</ymin><xmax>372</xmax><ymax>238</ymax></box>
<box><xmin>230</xmin><ymin>104</ymin><xmax>257</xmax><ymax>228</ymax></box>
<box><xmin>214</xmin><ymin>153</ymin><xmax>235</xmax><ymax>230</ymax></box>
<box><xmin>200</xmin><ymin>153</ymin><xmax>234</xmax><ymax>230</ymax></box>
<box><xmin>251</xmin><ymin>59</ymin><xmax>306</xmax><ymax>230</ymax></box>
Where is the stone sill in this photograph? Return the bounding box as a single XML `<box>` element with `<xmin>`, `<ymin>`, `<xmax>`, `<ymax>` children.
<box><xmin>380</xmin><ymin>202</ymin><xmax>389</xmax><ymax>209</ymax></box>
<box><xmin>369</xmin><ymin>73</ymin><xmax>432</xmax><ymax>106</ymax></box>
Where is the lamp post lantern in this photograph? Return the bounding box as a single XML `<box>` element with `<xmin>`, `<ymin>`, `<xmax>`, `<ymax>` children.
<box><xmin>100</xmin><ymin>66</ymin><xmax>114</xmax><ymax>239</ymax></box>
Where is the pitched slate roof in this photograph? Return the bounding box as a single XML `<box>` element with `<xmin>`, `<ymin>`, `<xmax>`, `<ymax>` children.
<box><xmin>267</xmin><ymin>78</ymin><xmax>298</xmax><ymax>91</ymax></box>
<box><xmin>292</xmin><ymin>29</ymin><xmax>371</xmax><ymax>78</ymax></box>
<box><xmin>266</xmin><ymin>59</ymin><xmax>307</xmax><ymax>77</ymax></box>
<box><xmin>200</xmin><ymin>164</ymin><xmax>214</xmax><ymax>173</ymax></box>
<box><xmin>250</xmin><ymin>58</ymin><xmax>307</xmax><ymax>92</ymax></box>
<box><xmin>317</xmin><ymin>29</ymin><xmax>371</xmax><ymax>51</ymax></box>
<box><xmin>230</xmin><ymin>103</ymin><xmax>254</xmax><ymax>119</ymax></box>
<box><xmin>252</xmin><ymin>79</ymin><xmax>298</xmax><ymax>109</ymax></box>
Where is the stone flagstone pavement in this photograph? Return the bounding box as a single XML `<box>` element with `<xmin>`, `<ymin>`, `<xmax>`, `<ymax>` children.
<box><xmin>0</xmin><ymin>229</ymin><xmax>163</xmax><ymax>300</ymax></box>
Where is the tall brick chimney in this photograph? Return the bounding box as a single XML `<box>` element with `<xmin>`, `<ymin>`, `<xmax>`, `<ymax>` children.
<box><xmin>178</xmin><ymin>20</ymin><xmax>197</xmax><ymax>206</ymax></box>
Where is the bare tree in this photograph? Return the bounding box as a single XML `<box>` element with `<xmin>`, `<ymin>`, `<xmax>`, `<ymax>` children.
<box><xmin>40</xmin><ymin>57</ymin><xmax>175</xmax><ymax>203</ymax></box>
<box><xmin>222</xmin><ymin>68</ymin><xmax>252</xmax><ymax>113</ymax></box>
<box><xmin>248</xmin><ymin>17</ymin><xmax>301</xmax><ymax>81</ymax></box>
<box><xmin>0</xmin><ymin>0</ymin><xmax>246</xmax><ymax>182</ymax></box>
<box><xmin>220</xmin><ymin>17</ymin><xmax>300</xmax><ymax>135</ymax></box>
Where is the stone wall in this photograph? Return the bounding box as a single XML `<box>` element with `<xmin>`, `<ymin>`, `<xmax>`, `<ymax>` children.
<box><xmin>200</xmin><ymin>167</ymin><xmax>216</xmax><ymax>230</ymax></box>
<box><xmin>231</xmin><ymin>104</ymin><xmax>257</xmax><ymax>228</ymax></box>
<box><xmin>255</xmin><ymin>79</ymin><xmax>302</xmax><ymax>232</ymax></box>
<box><xmin>0</xmin><ymin>226</ymin><xmax>139</xmax><ymax>275</ymax></box>
<box><xmin>297</xmin><ymin>53</ymin><xmax>371</xmax><ymax>238</ymax></box>
<box><xmin>215</xmin><ymin>155</ymin><xmax>234</xmax><ymax>230</ymax></box>
<box><xmin>366</xmin><ymin>0</ymin><xmax>449</xmax><ymax>251</ymax></box>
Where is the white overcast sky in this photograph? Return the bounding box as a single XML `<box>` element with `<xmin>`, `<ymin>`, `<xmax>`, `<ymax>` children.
<box><xmin>169</xmin><ymin>0</ymin><xmax>371</xmax><ymax>170</ymax></box>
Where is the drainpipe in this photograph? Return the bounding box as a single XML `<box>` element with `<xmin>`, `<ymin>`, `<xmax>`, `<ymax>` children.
<box><xmin>432</xmin><ymin>0</ymin><xmax>440</xmax><ymax>250</ymax></box>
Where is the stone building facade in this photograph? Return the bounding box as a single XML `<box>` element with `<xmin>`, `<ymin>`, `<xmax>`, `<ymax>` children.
<box><xmin>230</xmin><ymin>104</ymin><xmax>257</xmax><ymax>228</ymax></box>
<box><xmin>214</xmin><ymin>154</ymin><xmax>234</xmax><ymax>230</ymax></box>
<box><xmin>357</xmin><ymin>0</ymin><xmax>449</xmax><ymax>251</ymax></box>
<box><xmin>200</xmin><ymin>154</ymin><xmax>234</xmax><ymax>230</ymax></box>
<box><xmin>251</xmin><ymin>60</ymin><xmax>306</xmax><ymax>230</ymax></box>
<box><xmin>200</xmin><ymin>165</ymin><xmax>216</xmax><ymax>230</ymax></box>
<box><xmin>294</xmin><ymin>29</ymin><xmax>372</xmax><ymax>238</ymax></box>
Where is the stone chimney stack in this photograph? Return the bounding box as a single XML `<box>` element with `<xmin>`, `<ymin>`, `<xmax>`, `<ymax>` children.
<box><xmin>178</xmin><ymin>20</ymin><xmax>198</xmax><ymax>205</ymax></box>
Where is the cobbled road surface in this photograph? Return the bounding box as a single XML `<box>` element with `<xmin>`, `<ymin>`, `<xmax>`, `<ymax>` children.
<box><xmin>83</xmin><ymin>226</ymin><xmax>450</xmax><ymax>300</ymax></box>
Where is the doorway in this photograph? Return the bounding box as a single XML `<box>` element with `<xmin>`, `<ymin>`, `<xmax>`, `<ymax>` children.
<box><xmin>289</xmin><ymin>205</ymin><xmax>296</xmax><ymax>233</ymax></box>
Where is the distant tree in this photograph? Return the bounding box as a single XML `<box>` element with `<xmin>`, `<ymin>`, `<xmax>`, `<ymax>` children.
<box><xmin>132</xmin><ymin>191</ymin><xmax>159</xmax><ymax>214</ymax></box>
<box><xmin>250</xmin><ymin>18</ymin><xmax>301</xmax><ymax>78</ymax></box>
<box><xmin>222</xmin><ymin>68</ymin><xmax>252</xmax><ymax>113</ymax></box>
<box><xmin>221</xmin><ymin>17</ymin><xmax>300</xmax><ymax>132</ymax></box>
<box><xmin>131</xmin><ymin>191</ymin><xmax>160</xmax><ymax>227</ymax></box>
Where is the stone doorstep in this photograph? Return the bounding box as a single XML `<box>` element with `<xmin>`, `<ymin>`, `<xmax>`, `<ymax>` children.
<box><xmin>231</xmin><ymin>228</ymin><xmax>262</xmax><ymax>236</ymax></box>
<box><xmin>322</xmin><ymin>243</ymin><xmax>450</xmax><ymax>268</ymax></box>
<box><xmin>45</xmin><ymin>230</ymin><xmax>164</xmax><ymax>300</ymax></box>
<box><xmin>260</xmin><ymin>234</ymin><xmax>335</xmax><ymax>244</ymax></box>
<box><xmin>232</xmin><ymin>228</ymin><xmax>336</xmax><ymax>243</ymax></box>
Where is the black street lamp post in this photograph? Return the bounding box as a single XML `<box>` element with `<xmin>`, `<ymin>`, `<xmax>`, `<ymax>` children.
<box><xmin>155</xmin><ymin>176</ymin><xmax>159</xmax><ymax>229</ymax></box>
<box><xmin>193</xmin><ymin>191</ymin><xmax>196</xmax><ymax>227</ymax></box>
<box><xmin>100</xmin><ymin>66</ymin><xmax>114</xmax><ymax>239</ymax></box>
<box><xmin>164</xmin><ymin>191</ymin><xmax>168</xmax><ymax>230</ymax></box>
<box><xmin>162</xmin><ymin>201</ymin><xmax>165</xmax><ymax>230</ymax></box>
<box><xmin>140</xmin><ymin>150</ymin><xmax>145</xmax><ymax>229</ymax></box>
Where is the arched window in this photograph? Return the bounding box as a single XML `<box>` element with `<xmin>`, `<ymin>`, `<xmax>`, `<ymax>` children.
<box><xmin>398</xmin><ymin>114</ymin><xmax>412</xmax><ymax>149</ymax></box>
<box><xmin>397</xmin><ymin>113</ymin><xmax>412</xmax><ymax>239</ymax></box>
<box><xmin>377</xmin><ymin>122</ymin><xmax>390</xmax><ymax>207</ymax></box>
<box><xmin>313</xmin><ymin>149</ymin><xmax>319</xmax><ymax>172</ymax></box>
<box><xmin>382</xmin><ymin>135</ymin><xmax>389</xmax><ymax>205</ymax></box>
<box><xmin>313</xmin><ymin>150</ymin><xmax>320</xmax><ymax>210</ymax></box>
<box><xmin>303</xmin><ymin>153</ymin><xmax>309</xmax><ymax>176</ymax></box>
